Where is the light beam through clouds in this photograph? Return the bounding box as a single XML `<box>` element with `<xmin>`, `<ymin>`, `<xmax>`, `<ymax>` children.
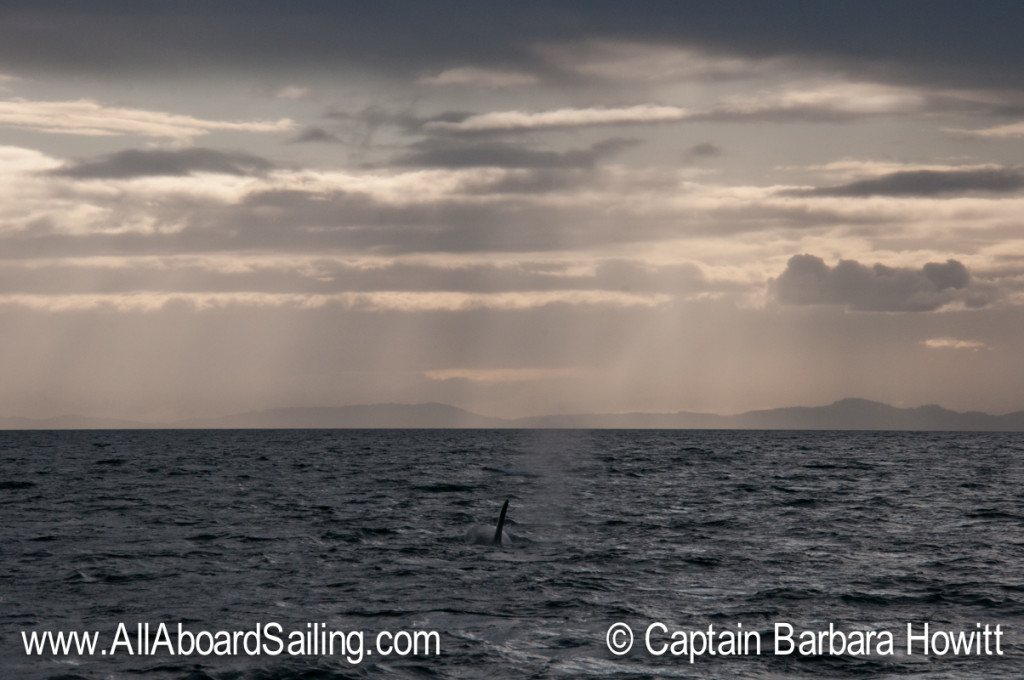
<box><xmin>0</xmin><ymin>2</ymin><xmax>1022</xmax><ymax>422</ymax></box>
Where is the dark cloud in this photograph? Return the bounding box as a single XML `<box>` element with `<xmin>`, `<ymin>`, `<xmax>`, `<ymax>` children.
<box><xmin>686</xmin><ymin>142</ymin><xmax>722</xmax><ymax>158</ymax></box>
<box><xmin>2</xmin><ymin>2</ymin><xmax>1023</xmax><ymax>91</ymax></box>
<box><xmin>393</xmin><ymin>137</ymin><xmax>637</xmax><ymax>169</ymax></box>
<box><xmin>51</xmin><ymin>148</ymin><xmax>275</xmax><ymax>179</ymax></box>
<box><xmin>319</xmin><ymin>107</ymin><xmax>478</xmax><ymax>154</ymax></box>
<box><xmin>326</xmin><ymin>106</ymin><xmax>470</xmax><ymax>136</ymax></box>
<box><xmin>690</xmin><ymin>104</ymin><xmax>895</xmax><ymax>125</ymax></box>
<box><xmin>772</xmin><ymin>253</ymin><xmax>995</xmax><ymax>312</ymax></box>
<box><xmin>288</xmin><ymin>126</ymin><xmax>341</xmax><ymax>144</ymax></box>
<box><xmin>784</xmin><ymin>167</ymin><xmax>1024</xmax><ymax>197</ymax></box>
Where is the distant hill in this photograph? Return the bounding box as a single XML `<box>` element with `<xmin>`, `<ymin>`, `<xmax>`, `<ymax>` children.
<box><xmin>519</xmin><ymin>398</ymin><xmax>1024</xmax><ymax>431</ymax></box>
<box><xmin>178</xmin><ymin>402</ymin><xmax>506</xmax><ymax>429</ymax></box>
<box><xmin>2</xmin><ymin>398</ymin><xmax>1024</xmax><ymax>430</ymax></box>
<box><xmin>0</xmin><ymin>414</ymin><xmax>147</xmax><ymax>430</ymax></box>
<box><xmin>725</xmin><ymin>398</ymin><xmax>1024</xmax><ymax>431</ymax></box>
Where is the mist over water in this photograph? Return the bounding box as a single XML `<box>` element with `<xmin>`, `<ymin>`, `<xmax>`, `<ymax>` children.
<box><xmin>2</xmin><ymin>429</ymin><xmax>1023</xmax><ymax>678</ymax></box>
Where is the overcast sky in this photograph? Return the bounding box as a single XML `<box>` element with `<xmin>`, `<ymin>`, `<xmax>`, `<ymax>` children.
<box><xmin>2</xmin><ymin>1</ymin><xmax>1023</xmax><ymax>421</ymax></box>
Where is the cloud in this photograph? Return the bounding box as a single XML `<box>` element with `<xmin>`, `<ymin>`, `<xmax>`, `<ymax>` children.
<box><xmin>0</xmin><ymin>289</ymin><xmax>670</xmax><ymax>314</ymax></box>
<box><xmin>538</xmin><ymin>41</ymin><xmax>784</xmax><ymax>82</ymax></box>
<box><xmin>0</xmin><ymin>144</ymin><xmax>62</xmax><ymax>172</ymax></box>
<box><xmin>3</xmin><ymin>3</ymin><xmax>1023</xmax><ymax>93</ymax></box>
<box><xmin>685</xmin><ymin>142</ymin><xmax>722</xmax><ymax>160</ymax></box>
<box><xmin>4</xmin><ymin>5</ymin><xmax>1024</xmax><ymax>422</ymax></box>
<box><xmin>3</xmin><ymin>140</ymin><xmax>1023</xmax><ymax>307</ymax></box>
<box><xmin>0</xmin><ymin>98</ymin><xmax>294</xmax><ymax>140</ymax></box>
<box><xmin>424</xmin><ymin>83</ymin><xmax>934</xmax><ymax>133</ymax></box>
<box><xmin>464</xmin><ymin>168</ymin><xmax>590</xmax><ymax>195</ymax></box>
<box><xmin>792</xmin><ymin>159</ymin><xmax>997</xmax><ymax>178</ymax></box>
<box><xmin>772</xmin><ymin>254</ymin><xmax>992</xmax><ymax>312</ymax></box>
<box><xmin>426</xmin><ymin>104</ymin><xmax>691</xmax><ymax>132</ymax></box>
<box><xmin>922</xmin><ymin>337</ymin><xmax>987</xmax><ymax>351</ymax></box>
<box><xmin>784</xmin><ymin>167</ymin><xmax>1024</xmax><ymax>197</ymax></box>
<box><xmin>953</xmin><ymin>121</ymin><xmax>1024</xmax><ymax>138</ymax></box>
<box><xmin>7</xmin><ymin>145</ymin><xmax>1022</xmax><ymax>262</ymax></box>
<box><xmin>274</xmin><ymin>85</ymin><xmax>310</xmax><ymax>100</ymax></box>
<box><xmin>288</xmin><ymin>126</ymin><xmax>341</xmax><ymax>144</ymax></box>
<box><xmin>51</xmin><ymin>148</ymin><xmax>275</xmax><ymax>179</ymax></box>
<box><xmin>3</xmin><ymin>135</ymin><xmax>1023</xmax><ymax>273</ymax></box>
<box><xmin>321</xmin><ymin>106</ymin><xmax>454</xmax><ymax>147</ymax></box>
<box><xmin>417</xmin><ymin>66</ymin><xmax>538</xmax><ymax>87</ymax></box>
<box><xmin>0</xmin><ymin>253</ymin><xmax>716</xmax><ymax>299</ymax></box>
<box><xmin>392</xmin><ymin>137</ymin><xmax>637</xmax><ymax>169</ymax></box>
<box><xmin>705</xmin><ymin>82</ymin><xmax>930</xmax><ymax>121</ymax></box>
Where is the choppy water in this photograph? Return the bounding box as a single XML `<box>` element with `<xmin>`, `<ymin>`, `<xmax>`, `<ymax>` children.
<box><xmin>2</xmin><ymin>429</ymin><xmax>1024</xmax><ymax>679</ymax></box>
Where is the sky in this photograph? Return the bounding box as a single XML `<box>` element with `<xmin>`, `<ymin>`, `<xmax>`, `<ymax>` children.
<box><xmin>1</xmin><ymin>1</ymin><xmax>1023</xmax><ymax>422</ymax></box>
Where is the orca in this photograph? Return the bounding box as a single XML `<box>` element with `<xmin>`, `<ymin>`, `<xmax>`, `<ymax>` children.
<box><xmin>465</xmin><ymin>499</ymin><xmax>511</xmax><ymax>546</ymax></box>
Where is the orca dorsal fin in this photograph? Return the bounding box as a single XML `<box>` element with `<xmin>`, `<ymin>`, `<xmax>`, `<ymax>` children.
<box><xmin>493</xmin><ymin>499</ymin><xmax>509</xmax><ymax>545</ymax></box>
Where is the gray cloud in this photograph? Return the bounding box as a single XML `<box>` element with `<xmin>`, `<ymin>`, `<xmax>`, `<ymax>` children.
<box><xmin>0</xmin><ymin>178</ymin><xmax>701</xmax><ymax>261</ymax></box>
<box><xmin>392</xmin><ymin>137</ymin><xmax>638</xmax><ymax>169</ymax></box>
<box><xmin>466</xmin><ymin>169</ymin><xmax>593</xmax><ymax>195</ymax></box>
<box><xmin>772</xmin><ymin>254</ymin><xmax>995</xmax><ymax>312</ymax></box>
<box><xmin>222</xmin><ymin>188</ymin><xmax>667</xmax><ymax>254</ymax></box>
<box><xmin>784</xmin><ymin>167</ymin><xmax>1024</xmax><ymax>197</ymax></box>
<box><xmin>51</xmin><ymin>148</ymin><xmax>275</xmax><ymax>179</ymax></box>
<box><xmin>686</xmin><ymin>142</ymin><xmax>722</xmax><ymax>159</ymax></box>
<box><xmin>326</xmin><ymin>106</ymin><xmax>470</xmax><ymax>138</ymax></box>
<box><xmin>288</xmin><ymin>126</ymin><xmax>341</xmax><ymax>144</ymax></box>
<box><xmin>0</xmin><ymin>256</ymin><xmax>720</xmax><ymax>299</ymax></box>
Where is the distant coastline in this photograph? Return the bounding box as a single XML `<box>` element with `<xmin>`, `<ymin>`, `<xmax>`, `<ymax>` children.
<box><xmin>3</xmin><ymin>398</ymin><xmax>1024</xmax><ymax>431</ymax></box>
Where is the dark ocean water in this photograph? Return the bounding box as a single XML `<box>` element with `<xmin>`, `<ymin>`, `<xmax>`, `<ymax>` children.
<box><xmin>2</xmin><ymin>429</ymin><xmax>1024</xmax><ymax>679</ymax></box>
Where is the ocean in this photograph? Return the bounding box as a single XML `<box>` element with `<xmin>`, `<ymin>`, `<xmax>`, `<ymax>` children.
<box><xmin>2</xmin><ymin>429</ymin><xmax>1023</xmax><ymax>679</ymax></box>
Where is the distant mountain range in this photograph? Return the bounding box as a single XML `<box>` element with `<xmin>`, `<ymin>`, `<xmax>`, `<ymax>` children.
<box><xmin>3</xmin><ymin>398</ymin><xmax>1024</xmax><ymax>431</ymax></box>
